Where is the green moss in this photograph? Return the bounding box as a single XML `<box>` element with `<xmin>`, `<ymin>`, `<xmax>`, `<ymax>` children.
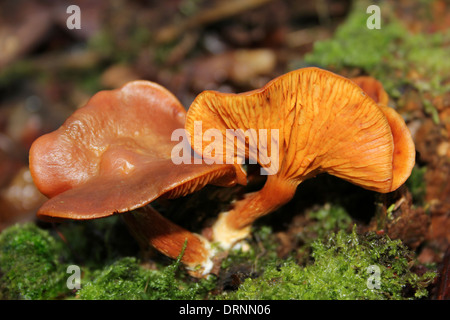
<box><xmin>220</xmin><ymin>204</ymin><xmax>353</xmax><ymax>275</ymax></box>
<box><xmin>291</xmin><ymin>204</ymin><xmax>353</xmax><ymax>264</ymax></box>
<box><xmin>0</xmin><ymin>221</ymin><xmax>215</xmax><ymax>300</ymax></box>
<box><xmin>0</xmin><ymin>216</ymin><xmax>435</xmax><ymax>300</ymax></box>
<box><xmin>0</xmin><ymin>223</ymin><xmax>69</xmax><ymax>300</ymax></box>
<box><xmin>221</xmin><ymin>227</ymin><xmax>436</xmax><ymax>300</ymax></box>
<box><xmin>79</xmin><ymin>245</ymin><xmax>216</xmax><ymax>300</ymax></box>
<box><xmin>304</xmin><ymin>6</ymin><xmax>406</xmax><ymax>72</ymax></box>
<box><xmin>79</xmin><ymin>257</ymin><xmax>152</xmax><ymax>300</ymax></box>
<box><xmin>304</xmin><ymin>204</ymin><xmax>353</xmax><ymax>238</ymax></box>
<box><xmin>405</xmin><ymin>165</ymin><xmax>427</xmax><ymax>206</ymax></box>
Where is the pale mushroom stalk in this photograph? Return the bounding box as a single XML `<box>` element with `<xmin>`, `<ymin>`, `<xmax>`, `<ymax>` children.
<box><xmin>212</xmin><ymin>174</ymin><xmax>297</xmax><ymax>247</ymax></box>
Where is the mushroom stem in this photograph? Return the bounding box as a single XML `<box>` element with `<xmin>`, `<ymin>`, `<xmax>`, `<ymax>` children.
<box><xmin>122</xmin><ymin>206</ymin><xmax>214</xmax><ymax>277</ymax></box>
<box><xmin>212</xmin><ymin>175</ymin><xmax>297</xmax><ymax>249</ymax></box>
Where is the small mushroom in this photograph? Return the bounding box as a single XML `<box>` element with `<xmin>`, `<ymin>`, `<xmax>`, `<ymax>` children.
<box><xmin>185</xmin><ymin>67</ymin><xmax>416</xmax><ymax>248</ymax></box>
<box><xmin>29</xmin><ymin>80</ymin><xmax>245</xmax><ymax>276</ymax></box>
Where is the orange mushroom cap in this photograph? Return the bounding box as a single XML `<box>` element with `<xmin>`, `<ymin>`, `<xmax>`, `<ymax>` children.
<box><xmin>30</xmin><ymin>81</ymin><xmax>244</xmax><ymax>221</ymax></box>
<box><xmin>185</xmin><ymin>67</ymin><xmax>416</xmax><ymax>246</ymax></box>
<box><xmin>186</xmin><ymin>67</ymin><xmax>414</xmax><ymax>193</ymax></box>
<box><xmin>351</xmin><ymin>76</ymin><xmax>415</xmax><ymax>191</ymax></box>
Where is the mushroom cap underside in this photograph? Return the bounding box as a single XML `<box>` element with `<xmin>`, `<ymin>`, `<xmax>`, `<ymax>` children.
<box><xmin>186</xmin><ymin>67</ymin><xmax>415</xmax><ymax>193</ymax></box>
<box><xmin>351</xmin><ymin>76</ymin><xmax>415</xmax><ymax>191</ymax></box>
<box><xmin>35</xmin><ymin>160</ymin><xmax>239</xmax><ymax>221</ymax></box>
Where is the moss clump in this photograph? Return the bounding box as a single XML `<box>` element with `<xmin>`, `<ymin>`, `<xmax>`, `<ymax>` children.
<box><xmin>293</xmin><ymin>204</ymin><xmax>353</xmax><ymax>264</ymax></box>
<box><xmin>0</xmin><ymin>221</ymin><xmax>215</xmax><ymax>300</ymax></box>
<box><xmin>79</xmin><ymin>250</ymin><xmax>216</xmax><ymax>300</ymax></box>
<box><xmin>0</xmin><ymin>223</ymin><xmax>69</xmax><ymax>300</ymax></box>
<box><xmin>221</xmin><ymin>227</ymin><xmax>436</xmax><ymax>300</ymax></box>
<box><xmin>304</xmin><ymin>204</ymin><xmax>353</xmax><ymax>239</ymax></box>
<box><xmin>79</xmin><ymin>257</ymin><xmax>153</xmax><ymax>300</ymax></box>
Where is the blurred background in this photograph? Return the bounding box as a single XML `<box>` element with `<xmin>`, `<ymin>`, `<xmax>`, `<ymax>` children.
<box><xmin>0</xmin><ymin>0</ymin><xmax>449</xmax><ymax>296</ymax></box>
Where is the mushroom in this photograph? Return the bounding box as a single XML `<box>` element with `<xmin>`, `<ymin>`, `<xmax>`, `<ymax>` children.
<box><xmin>185</xmin><ymin>67</ymin><xmax>416</xmax><ymax>248</ymax></box>
<box><xmin>29</xmin><ymin>80</ymin><xmax>245</xmax><ymax>276</ymax></box>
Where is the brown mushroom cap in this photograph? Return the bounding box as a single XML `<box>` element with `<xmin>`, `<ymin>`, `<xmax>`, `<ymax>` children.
<box><xmin>186</xmin><ymin>67</ymin><xmax>410</xmax><ymax>193</ymax></box>
<box><xmin>30</xmin><ymin>81</ymin><xmax>244</xmax><ymax>221</ymax></box>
